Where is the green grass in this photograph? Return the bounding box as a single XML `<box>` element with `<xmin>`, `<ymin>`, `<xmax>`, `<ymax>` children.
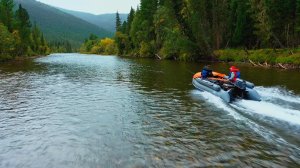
<box><xmin>214</xmin><ymin>49</ymin><xmax>300</xmax><ymax>65</ymax></box>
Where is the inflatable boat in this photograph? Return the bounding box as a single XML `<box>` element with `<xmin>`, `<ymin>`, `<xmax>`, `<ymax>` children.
<box><xmin>192</xmin><ymin>72</ymin><xmax>261</xmax><ymax>103</ymax></box>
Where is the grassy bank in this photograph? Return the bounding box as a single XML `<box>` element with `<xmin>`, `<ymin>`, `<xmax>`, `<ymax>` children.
<box><xmin>214</xmin><ymin>49</ymin><xmax>300</xmax><ymax>69</ymax></box>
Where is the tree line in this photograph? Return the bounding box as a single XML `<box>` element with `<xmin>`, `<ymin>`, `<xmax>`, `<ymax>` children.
<box><xmin>113</xmin><ymin>0</ymin><xmax>300</xmax><ymax>61</ymax></box>
<box><xmin>0</xmin><ymin>0</ymin><xmax>49</xmax><ymax>61</ymax></box>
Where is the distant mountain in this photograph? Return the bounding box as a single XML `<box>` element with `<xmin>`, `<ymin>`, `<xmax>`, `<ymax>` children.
<box><xmin>14</xmin><ymin>0</ymin><xmax>113</xmax><ymax>47</ymax></box>
<box><xmin>59</xmin><ymin>8</ymin><xmax>128</xmax><ymax>32</ymax></box>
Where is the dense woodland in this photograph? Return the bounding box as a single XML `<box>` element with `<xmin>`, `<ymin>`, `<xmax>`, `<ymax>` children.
<box><xmin>0</xmin><ymin>0</ymin><xmax>50</xmax><ymax>61</ymax></box>
<box><xmin>2</xmin><ymin>0</ymin><xmax>300</xmax><ymax>66</ymax></box>
<box><xmin>13</xmin><ymin>0</ymin><xmax>113</xmax><ymax>49</ymax></box>
<box><xmin>111</xmin><ymin>0</ymin><xmax>300</xmax><ymax>65</ymax></box>
<box><xmin>80</xmin><ymin>34</ymin><xmax>117</xmax><ymax>55</ymax></box>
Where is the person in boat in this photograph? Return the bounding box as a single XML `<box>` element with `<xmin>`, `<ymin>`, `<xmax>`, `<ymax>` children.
<box><xmin>226</xmin><ymin>66</ymin><xmax>240</xmax><ymax>82</ymax></box>
<box><xmin>201</xmin><ymin>65</ymin><xmax>213</xmax><ymax>79</ymax></box>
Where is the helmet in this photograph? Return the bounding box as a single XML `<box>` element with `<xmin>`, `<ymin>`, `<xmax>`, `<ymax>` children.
<box><xmin>203</xmin><ymin>65</ymin><xmax>211</xmax><ymax>70</ymax></box>
<box><xmin>230</xmin><ymin>66</ymin><xmax>237</xmax><ymax>72</ymax></box>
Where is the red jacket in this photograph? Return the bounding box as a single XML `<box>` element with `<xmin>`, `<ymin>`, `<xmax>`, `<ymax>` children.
<box><xmin>229</xmin><ymin>67</ymin><xmax>240</xmax><ymax>82</ymax></box>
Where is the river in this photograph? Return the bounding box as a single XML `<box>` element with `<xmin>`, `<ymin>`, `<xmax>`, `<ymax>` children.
<box><xmin>0</xmin><ymin>53</ymin><xmax>300</xmax><ymax>167</ymax></box>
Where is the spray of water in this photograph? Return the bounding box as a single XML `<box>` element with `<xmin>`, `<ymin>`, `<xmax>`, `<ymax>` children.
<box><xmin>193</xmin><ymin>86</ymin><xmax>300</xmax><ymax>126</ymax></box>
<box><xmin>256</xmin><ymin>86</ymin><xmax>300</xmax><ymax>104</ymax></box>
<box><xmin>190</xmin><ymin>90</ymin><xmax>283</xmax><ymax>142</ymax></box>
<box><xmin>193</xmin><ymin>91</ymin><xmax>242</xmax><ymax>120</ymax></box>
<box><xmin>191</xmin><ymin>86</ymin><xmax>300</xmax><ymax>148</ymax></box>
<box><xmin>233</xmin><ymin>100</ymin><xmax>300</xmax><ymax>126</ymax></box>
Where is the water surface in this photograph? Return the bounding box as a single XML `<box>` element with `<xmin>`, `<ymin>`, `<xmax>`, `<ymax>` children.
<box><xmin>0</xmin><ymin>53</ymin><xmax>300</xmax><ymax>167</ymax></box>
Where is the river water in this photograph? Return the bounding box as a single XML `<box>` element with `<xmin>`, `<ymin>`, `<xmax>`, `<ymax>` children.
<box><xmin>0</xmin><ymin>53</ymin><xmax>300</xmax><ymax>167</ymax></box>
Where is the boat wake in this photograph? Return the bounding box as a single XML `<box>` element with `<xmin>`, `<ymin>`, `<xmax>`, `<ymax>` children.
<box><xmin>193</xmin><ymin>86</ymin><xmax>300</xmax><ymax>126</ymax></box>
<box><xmin>232</xmin><ymin>100</ymin><xmax>300</xmax><ymax>126</ymax></box>
<box><xmin>256</xmin><ymin>86</ymin><xmax>300</xmax><ymax>104</ymax></box>
<box><xmin>191</xmin><ymin>86</ymin><xmax>300</xmax><ymax>146</ymax></box>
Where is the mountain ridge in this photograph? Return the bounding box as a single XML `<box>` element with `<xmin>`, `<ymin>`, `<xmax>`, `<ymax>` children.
<box><xmin>14</xmin><ymin>0</ymin><xmax>113</xmax><ymax>47</ymax></box>
<box><xmin>58</xmin><ymin>8</ymin><xmax>128</xmax><ymax>32</ymax></box>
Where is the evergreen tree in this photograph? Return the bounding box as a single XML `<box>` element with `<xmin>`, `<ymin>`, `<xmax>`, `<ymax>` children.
<box><xmin>229</xmin><ymin>0</ymin><xmax>256</xmax><ymax>48</ymax></box>
<box><xmin>183</xmin><ymin>0</ymin><xmax>212</xmax><ymax>58</ymax></box>
<box><xmin>116</xmin><ymin>11</ymin><xmax>121</xmax><ymax>31</ymax></box>
<box><xmin>266</xmin><ymin>0</ymin><xmax>297</xmax><ymax>47</ymax></box>
<box><xmin>104</xmin><ymin>0</ymin><xmax>300</xmax><ymax>60</ymax></box>
<box><xmin>249</xmin><ymin>0</ymin><xmax>272</xmax><ymax>47</ymax></box>
<box><xmin>126</xmin><ymin>7</ymin><xmax>135</xmax><ymax>34</ymax></box>
<box><xmin>15</xmin><ymin>4</ymin><xmax>32</xmax><ymax>55</ymax></box>
<box><xmin>41</xmin><ymin>34</ymin><xmax>46</xmax><ymax>46</ymax></box>
<box><xmin>211</xmin><ymin>0</ymin><xmax>230</xmax><ymax>49</ymax></box>
<box><xmin>130</xmin><ymin>0</ymin><xmax>158</xmax><ymax>57</ymax></box>
<box><xmin>0</xmin><ymin>23</ymin><xmax>15</xmax><ymax>59</ymax></box>
<box><xmin>121</xmin><ymin>21</ymin><xmax>127</xmax><ymax>33</ymax></box>
<box><xmin>295</xmin><ymin>0</ymin><xmax>300</xmax><ymax>44</ymax></box>
<box><xmin>31</xmin><ymin>23</ymin><xmax>41</xmax><ymax>52</ymax></box>
<box><xmin>0</xmin><ymin>0</ymin><xmax>14</xmax><ymax>32</ymax></box>
<box><xmin>0</xmin><ymin>0</ymin><xmax>49</xmax><ymax>60</ymax></box>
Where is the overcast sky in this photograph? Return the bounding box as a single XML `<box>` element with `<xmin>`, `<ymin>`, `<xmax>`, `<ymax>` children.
<box><xmin>37</xmin><ymin>0</ymin><xmax>140</xmax><ymax>14</ymax></box>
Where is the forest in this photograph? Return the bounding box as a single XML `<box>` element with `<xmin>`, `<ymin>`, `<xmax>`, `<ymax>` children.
<box><xmin>2</xmin><ymin>0</ymin><xmax>300</xmax><ymax>66</ymax></box>
<box><xmin>80</xmin><ymin>34</ymin><xmax>117</xmax><ymax>55</ymax></box>
<box><xmin>0</xmin><ymin>0</ymin><xmax>50</xmax><ymax>61</ymax></box>
<box><xmin>105</xmin><ymin>0</ymin><xmax>300</xmax><ymax>66</ymax></box>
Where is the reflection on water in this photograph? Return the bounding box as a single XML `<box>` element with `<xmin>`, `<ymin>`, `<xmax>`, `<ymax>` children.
<box><xmin>0</xmin><ymin>53</ymin><xmax>300</xmax><ymax>167</ymax></box>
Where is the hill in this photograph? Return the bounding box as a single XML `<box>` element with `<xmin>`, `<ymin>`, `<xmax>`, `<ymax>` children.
<box><xmin>14</xmin><ymin>0</ymin><xmax>113</xmax><ymax>47</ymax></box>
<box><xmin>58</xmin><ymin>8</ymin><xmax>128</xmax><ymax>32</ymax></box>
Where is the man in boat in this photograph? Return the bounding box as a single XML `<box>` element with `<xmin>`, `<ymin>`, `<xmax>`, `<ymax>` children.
<box><xmin>201</xmin><ymin>65</ymin><xmax>213</xmax><ymax>79</ymax></box>
<box><xmin>226</xmin><ymin>66</ymin><xmax>240</xmax><ymax>82</ymax></box>
<box><xmin>225</xmin><ymin>66</ymin><xmax>247</xmax><ymax>98</ymax></box>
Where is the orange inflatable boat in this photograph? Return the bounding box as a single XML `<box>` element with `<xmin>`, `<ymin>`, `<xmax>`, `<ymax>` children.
<box><xmin>192</xmin><ymin>71</ymin><xmax>261</xmax><ymax>102</ymax></box>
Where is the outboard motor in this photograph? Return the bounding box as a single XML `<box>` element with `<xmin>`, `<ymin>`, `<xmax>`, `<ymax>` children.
<box><xmin>235</xmin><ymin>80</ymin><xmax>247</xmax><ymax>90</ymax></box>
<box><xmin>230</xmin><ymin>80</ymin><xmax>247</xmax><ymax>100</ymax></box>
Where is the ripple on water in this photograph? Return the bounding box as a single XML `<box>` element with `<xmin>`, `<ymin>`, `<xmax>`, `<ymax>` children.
<box><xmin>0</xmin><ymin>54</ymin><xmax>300</xmax><ymax>167</ymax></box>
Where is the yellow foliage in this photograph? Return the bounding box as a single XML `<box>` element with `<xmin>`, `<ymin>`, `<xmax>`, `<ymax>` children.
<box><xmin>89</xmin><ymin>38</ymin><xmax>117</xmax><ymax>55</ymax></box>
<box><xmin>99</xmin><ymin>38</ymin><xmax>115</xmax><ymax>48</ymax></box>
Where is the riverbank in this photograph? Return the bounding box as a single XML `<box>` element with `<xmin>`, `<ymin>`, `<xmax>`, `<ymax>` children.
<box><xmin>214</xmin><ymin>49</ymin><xmax>300</xmax><ymax>69</ymax></box>
<box><xmin>0</xmin><ymin>55</ymin><xmax>46</xmax><ymax>63</ymax></box>
<box><xmin>80</xmin><ymin>47</ymin><xmax>300</xmax><ymax>70</ymax></box>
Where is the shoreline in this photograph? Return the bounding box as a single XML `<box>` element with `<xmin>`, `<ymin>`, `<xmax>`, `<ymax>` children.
<box><xmin>0</xmin><ymin>55</ymin><xmax>47</xmax><ymax>64</ymax></box>
<box><xmin>118</xmin><ymin>53</ymin><xmax>300</xmax><ymax>70</ymax></box>
<box><xmin>214</xmin><ymin>49</ymin><xmax>300</xmax><ymax>70</ymax></box>
<box><xmin>14</xmin><ymin>51</ymin><xmax>295</xmax><ymax>70</ymax></box>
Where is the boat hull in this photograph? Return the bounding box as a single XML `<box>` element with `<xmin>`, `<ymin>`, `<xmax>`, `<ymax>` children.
<box><xmin>192</xmin><ymin>78</ymin><xmax>231</xmax><ymax>103</ymax></box>
<box><xmin>192</xmin><ymin>78</ymin><xmax>261</xmax><ymax>103</ymax></box>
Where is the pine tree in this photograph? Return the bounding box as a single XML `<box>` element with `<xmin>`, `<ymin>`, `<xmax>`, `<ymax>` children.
<box><xmin>109</xmin><ymin>0</ymin><xmax>300</xmax><ymax>60</ymax></box>
<box><xmin>295</xmin><ymin>0</ymin><xmax>300</xmax><ymax>44</ymax></box>
<box><xmin>266</xmin><ymin>0</ymin><xmax>297</xmax><ymax>47</ymax></box>
<box><xmin>184</xmin><ymin>0</ymin><xmax>212</xmax><ymax>57</ymax></box>
<box><xmin>32</xmin><ymin>23</ymin><xmax>41</xmax><ymax>52</ymax></box>
<box><xmin>0</xmin><ymin>0</ymin><xmax>14</xmax><ymax>32</ymax></box>
<box><xmin>229</xmin><ymin>0</ymin><xmax>256</xmax><ymax>48</ymax></box>
<box><xmin>249</xmin><ymin>0</ymin><xmax>272</xmax><ymax>47</ymax></box>
<box><xmin>15</xmin><ymin>4</ymin><xmax>32</xmax><ymax>55</ymax></box>
<box><xmin>116</xmin><ymin>11</ymin><xmax>121</xmax><ymax>32</ymax></box>
<box><xmin>121</xmin><ymin>21</ymin><xmax>127</xmax><ymax>33</ymax></box>
<box><xmin>126</xmin><ymin>7</ymin><xmax>135</xmax><ymax>34</ymax></box>
<box><xmin>41</xmin><ymin>34</ymin><xmax>45</xmax><ymax>46</ymax></box>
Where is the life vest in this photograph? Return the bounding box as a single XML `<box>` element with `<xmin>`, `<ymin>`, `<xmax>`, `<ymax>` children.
<box><xmin>229</xmin><ymin>66</ymin><xmax>240</xmax><ymax>82</ymax></box>
<box><xmin>236</xmin><ymin>71</ymin><xmax>241</xmax><ymax>78</ymax></box>
<box><xmin>232</xmin><ymin>71</ymin><xmax>238</xmax><ymax>82</ymax></box>
<box><xmin>201</xmin><ymin>69</ymin><xmax>210</xmax><ymax>78</ymax></box>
